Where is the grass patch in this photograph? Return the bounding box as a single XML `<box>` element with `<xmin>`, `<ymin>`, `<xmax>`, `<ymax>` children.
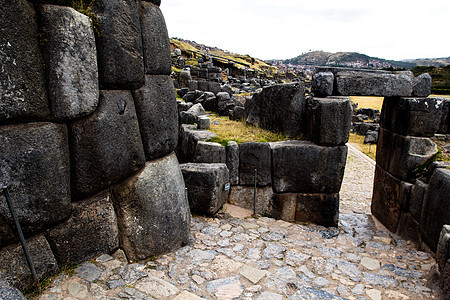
<box><xmin>208</xmin><ymin>114</ymin><xmax>293</xmax><ymax>143</ymax></box>
<box><xmin>348</xmin><ymin>133</ymin><xmax>377</xmax><ymax>161</ymax></box>
<box><xmin>71</xmin><ymin>0</ymin><xmax>102</xmax><ymax>37</ymax></box>
<box><xmin>350</xmin><ymin>96</ymin><xmax>384</xmax><ymax>111</ymax></box>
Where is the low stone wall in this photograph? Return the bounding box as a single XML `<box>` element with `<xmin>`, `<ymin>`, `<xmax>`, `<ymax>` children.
<box><xmin>0</xmin><ymin>0</ymin><xmax>190</xmax><ymax>290</ymax></box>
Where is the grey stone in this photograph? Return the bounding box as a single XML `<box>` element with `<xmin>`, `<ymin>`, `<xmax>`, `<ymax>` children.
<box><xmin>193</xmin><ymin>141</ymin><xmax>226</xmax><ymax>163</ymax></box>
<box><xmin>438</xmin><ymin>98</ymin><xmax>450</xmax><ymax>134</ymax></box>
<box><xmin>209</xmin><ymin>82</ymin><xmax>222</xmax><ymax>95</ymax></box>
<box><xmin>285</xmin><ymin>251</ymin><xmax>311</xmax><ymax>266</ymax></box>
<box><xmin>413</xmin><ymin>73</ymin><xmax>432</xmax><ymax>97</ymax></box>
<box><xmin>307</xmin><ymin>96</ymin><xmax>352</xmax><ymax>146</ymax></box>
<box><xmin>111</xmin><ymin>153</ymin><xmax>191</xmax><ymax>261</ymax></box>
<box><xmin>40</xmin><ymin>5</ymin><xmax>99</xmax><ymax>121</ymax></box>
<box><xmin>376</xmin><ymin>128</ymin><xmax>438</xmax><ymax>181</ymax></box>
<box><xmin>188</xmin><ymin>80</ymin><xmax>199</xmax><ymax>91</ymax></box>
<box><xmin>228</xmin><ymin>186</ymin><xmax>274</xmax><ymax>216</ymax></box>
<box><xmin>0</xmin><ymin>123</ymin><xmax>71</xmax><ymax>244</ymax></box>
<box><xmin>70</xmin><ymin>90</ymin><xmax>145</xmax><ymax>198</ymax></box>
<box><xmin>410</xmin><ymin>180</ymin><xmax>428</xmax><ymax>222</ymax></box>
<box><xmin>180</xmin><ymin>163</ymin><xmax>229</xmax><ymax>215</ymax></box>
<box><xmin>290</xmin><ymin>286</ymin><xmax>345</xmax><ymax>299</ymax></box>
<box><xmin>75</xmin><ymin>263</ymin><xmax>102</xmax><ymax>282</ymax></box>
<box><xmin>94</xmin><ymin>0</ymin><xmax>144</xmax><ymax>89</ymax></box>
<box><xmin>198</xmin><ymin>81</ymin><xmax>209</xmax><ymax>91</ymax></box>
<box><xmin>312</xmin><ymin>72</ymin><xmax>334</xmax><ymax>97</ymax></box>
<box><xmin>246</xmin><ymin>82</ymin><xmax>306</xmax><ymax>137</ymax></box>
<box><xmin>420</xmin><ymin>168</ymin><xmax>450</xmax><ymax>252</ymax></box>
<box><xmin>117</xmin><ymin>264</ymin><xmax>148</xmax><ymax>284</ymax></box>
<box><xmin>218</xmin><ymin>100</ymin><xmax>235</xmax><ymax>116</ymax></box>
<box><xmin>118</xmin><ymin>287</ymin><xmax>154</xmax><ymax>300</ymax></box>
<box><xmin>46</xmin><ymin>190</ymin><xmax>119</xmax><ymax>266</ymax></box>
<box><xmin>381</xmin><ymin>97</ymin><xmax>446</xmax><ymax>137</ymax></box>
<box><xmin>271</xmin><ymin>140</ymin><xmax>347</xmax><ymax>193</ymax></box>
<box><xmin>189</xmin><ymin>249</ymin><xmax>217</xmax><ymax>264</ymax></box>
<box><xmin>206</xmin><ymin>276</ymin><xmax>243</xmax><ymax>299</ymax></box>
<box><xmin>262</xmin><ymin>243</ymin><xmax>286</xmax><ymax>259</ymax></box>
<box><xmin>437</xmin><ymin>225</ymin><xmax>450</xmax><ymax>272</ymax></box>
<box><xmin>0</xmin><ymin>235</ymin><xmax>58</xmax><ymax>290</ymax></box>
<box><xmin>230</xmin><ymin>106</ymin><xmax>246</xmax><ymax>121</ymax></box>
<box><xmin>296</xmin><ymin>193</ymin><xmax>339</xmax><ymax>227</ymax></box>
<box><xmin>179</xmin><ymin>70</ymin><xmax>192</xmax><ymax>88</ymax></box>
<box><xmin>364</xmin><ymin>130</ymin><xmax>378</xmax><ymax>144</ymax></box>
<box><xmin>68</xmin><ymin>282</ymin><xmax>88</xmax><ymax>298</ymax></box>
<box><xmin>257</xmin><ymin>291</ymin><xmax>283</xmax><ymax>300</ymax></box>
<box><xmin>362</xmin><ymin>272</ymin><xmax>398</xmax><ymax>288</ymax></box>
<box><xmin>197</xmin><ymin>116</ymin><xmax>210</xmax><ymax>130</ymax></box>
<box><xmin>200</xmin><ymin>225</ymin><xmax>222</xmax><ymax>236</ymax></box>
<box><xmin>133</xmin><ymin>75</ymin><xmax>178</xmax><ymax>160</ymax></box>
<box><xmin>397</xmin><ymin>212</ymin><xmax>421</xmax><ymax>244</ymax></box>
<box><xmin>217</xmin><ymin>92</ymin><xmax>231</xmax><ymax>102</ymax></box>
<box><xmin>134</xmin><ymin>277</ymin><xmax>179</xmax><ymax>298</ymax></box>
<box><xmin>177</xmin><ymin>124</ymin><xmax>217</xmax><ymax>162</ymax></box>
<box><xmin>239</xmin><ymin>142</ymin><xmax>272</xmax><ymax>186</ymax></box>
<box><xmin>138</xmin><ymin>1</ymin><xmax>171</xmax><ymax>74</ymax></box>
<box><xmin>226</xmin><ymin>141</ymin><xmax>239</xmax><ymax>185</ymax></box>
<box><xmin>0</xmin><ymin>0</ymin><xmax>49</xmax><ymax>122</ymax></box>
<box><xmin>106</xmin><ymin>279</ymin><xmax>126</xmax><ymax>290</ymax></box>
<box><xmin>0</xmin><ymin>279</ymin><xmax>26</xmax><ymax>300</ymax></box>
<box><xmin>335</xmin><ymin>71</ymin><xmax>413</xmax><ymax>97</ymax></box>
<box><xmin>187</xmin><ymin>103</ymin><xmax>206</xmax><ymax>116</ymax></box>
<box><xmin>381</xmin><ymin>263</ymin><xmax>424</xmax><ymax>279</ymax></box>
<box><xmin>425</xmin><ymin>161</ymin><xmax>450</xmax><ymax>183</ymax></box>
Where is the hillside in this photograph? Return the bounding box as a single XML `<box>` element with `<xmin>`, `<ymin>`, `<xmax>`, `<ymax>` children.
<box><xmin>282</xmin><ymin>51</ymin><xmax>415</xmax><ymax>69</ymax></box>
<box><xmin>404</xmin><ymin>57</ymin><xmax>450</xmax><ymax>67</ymax></box>
<box><xmin>412</xmin><ymin>65</ymin><xmax>450</xmax><ymax>94</ymax></box>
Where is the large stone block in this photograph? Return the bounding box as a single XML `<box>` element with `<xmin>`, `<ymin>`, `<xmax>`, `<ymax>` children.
<box><xmin>271</xmin><ymin>141</ymin><xmax>347</xmax><ymax>193</ymax></box>
<box><xmin>0</xmin><ymin>123</ymin><xmax>71</xmax><ymax>245</ymax></box>
<box><xmin>0</xmin><ymin>0</ymin><xmax>49</xmax><ymax>122</ymax></box>
<box><xmin>437</xmin><ymin>225</ymin><xmax>450</xmax><ymax>273</ymax></box>
<box><xmin>46</xmin><ymin>190</ymin><xmax>119</xmax><ymax>266</ymax></box>
<box><xmin>335</xmin><ymin>71</ymin><xmax>413</xmax><ymax>97</ymax></box>
<box><xmin>180</xmin><ymin>163</ymin><xmax>229</xmax><ymax>215</ymax></box>
<box><xmin>312</xmin><ymin>72</ymin><xmax>334</xmax><ymax>97</ymax></box>
<box><xmin>438</xmin><ymin>98</ymin><xmax>450</xmax><ymax>134</ymax></box>
<box><xmin>413</xmin><ymin>73</ymin><xmax>432</xmax><ymax>97</ymax></box>
<box><xmin>0</xmin><ymin>279</ymin><xmax>26</xmax><ymax>300</ymax></box>
<box><xmin>376</xmin><ymin>128</ymin><xmax>438</xmax><ymax>181</ymax></box>
<box><xmin>39</xmin><ymin>5</ymin><xmax>99</xmax><ymax>121</ymax></box>
<box><xmin>133</xmin><ymin>75</ymin><xmax>178</xmax><ymax>160</ymax></box>
<box><xmin>409</xmin><ymin>180</ymin><xmax>428</xmax><ymax>222</ymax></box>
<box><xmin>420</xmin><ymin>168</ymin><xmax>450</xmax><ymax>252</ymax></box>
<box><xmin>138</xmin><ymin>1</ymin><xmax>171</xmax><ymax>75</ymax></box>
<box><xmin>371</xmin><ymin>165</ymin><xmax>409</xmax><ymax>233</ymax></box>
<box><xmin>245</xmin><ymin>82</ymin><xmax>306</xmax><ymax>137</ymax></box>
<box><xmin>307</xmin><ymin>96</ymin><xmax>352</xmax><ymax>146</ymax></box>
<box><xmin>70</xmin><ymin>90</ymin><xmax>146</xmax><ymax>199</ymax></box>
<box><xmin>193</xmin><ymin>142</ymin><xmax>226</xmax><ymax>163</ymax></box>
<box><xmin>94</xmin><ymin>0</ymin><xmax>144</xmax><ymax>89</ymax></box>
<box><xmin>111</xmin><ymin>153</ymin><xmax>191</xmax><ymax>261</ymax></box>
<box><xmin>239</xmin><ymin>142</ymin><xmax>272</xmax><ymax>187</ymax></box>
<box><xmin>272</xmin><ymin>193</ymin><xmax>297</xmax><ymax>222</ymax></box>
<box><xmin>226</xmin><ymin>141</ymin><xmax>239</xmax><ymax>185</ymax></box>
<box><xmin>295</xmin><ymin>193</ymin><xmax>339</xmax><ymax>227</ymax></box>
<box><xmin>0</xmin><ymin>235</ymin><xmax>58</xmax><ymax>290</ymax></box>
<box><xmin>381</xmin><ymin>97</ymin><xmax>446</xmax><ymax>137</ymax></box>
<box><xmin>177</xmin><ymin>124</ymin><xmax>217</xmax><ymax>163</ymax></box>
<box><xmin>228</xmin><ymin>186</ymin><xmax>273</xmax><ymax>216</ymax></box>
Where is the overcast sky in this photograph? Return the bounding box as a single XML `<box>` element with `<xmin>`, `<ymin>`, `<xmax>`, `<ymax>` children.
<box><xmin>161</xmin><ymin>0</ymin><xmax>450</xmax><ymax>61</ymax></box>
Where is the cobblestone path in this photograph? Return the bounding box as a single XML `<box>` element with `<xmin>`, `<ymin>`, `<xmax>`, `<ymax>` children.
<box><xmin>37</xmin><ymin>146</ymin><xmax>437</xmax><ymax>300</ymax></box>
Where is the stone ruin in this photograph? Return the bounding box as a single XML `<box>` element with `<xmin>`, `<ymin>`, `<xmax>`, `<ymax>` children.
<box><xmin>1</xmin><ymin>0</ymin><xmax>450</xmax><ymax>296</ymax></box>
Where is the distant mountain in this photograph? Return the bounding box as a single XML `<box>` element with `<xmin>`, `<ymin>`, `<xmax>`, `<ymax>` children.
<box><xmin>404</xmin><ymin>57</ymin><xmax>450</xmax><ymax>67</ymax></box>
<box><xmin>281</xmin><ymin>51</ymin><xmax>416</xmax><ymax>70</ymax></box>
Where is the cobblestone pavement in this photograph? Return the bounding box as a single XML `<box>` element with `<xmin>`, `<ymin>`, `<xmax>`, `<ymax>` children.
<box><xmin>37</xmin><ymin>147</ymin><xmax>437</xmax><ymax>300</ymax></box>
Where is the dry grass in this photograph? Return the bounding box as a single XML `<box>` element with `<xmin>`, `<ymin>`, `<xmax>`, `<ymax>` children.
<box><xmin>429</xmin><ymin>94</ymin><xmax>450</xmax><ymax>99</ymax></box>
<box><xmin>208</xmin><ymin>114</ymin><xmax>291</xmax><ymax>144</ymax></box>
<box><xmin>348</xmin><ymin>133</ymin><xmax>377</xmax><ymax>161</ymax></box>
<box><xmin>350</xmin><ymin>96</ymin><xmax>384</xmax><ymax>111</ymax></box>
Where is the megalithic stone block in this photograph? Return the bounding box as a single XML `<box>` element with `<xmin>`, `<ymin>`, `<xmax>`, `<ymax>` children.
<box><xmin>138</xmin><ymin>1</ymin><xmax>171</xmax><ymax>75</ymax></box>
<box><xmin>239</xmin><ymin>142</ymin><xmax>272</xmax><ymax>187</ymax></box>
<box><xmin>193</xmin><ymin>141</ymin><xmax>226</xmax><ymax>163</ymax></box>
<box><xmin>413</xmin><ymin>73</ymin><xmax>432</xmax><ymax>97</ymax></box>
<box><xmin>307</xmin><ymin>96</ymin><xmax>352</xmax><ymax>146</ymax></box>
<box><xmin>312</xmin><ymin>72</ymin><xmax>334</xmax><ymax>97</ymax></box>
<box><xmin>226</xmin><ymin>141</ymin><xmax>239</xmax><ymax>185</ymax></box>
<box><xmin>70</xmin><ymin>90</ymin><xmax>146</xmax><ymax>199</ymax></box>
<box><xmin>39</xmin><ymin>5</ymin><xmax>99</xmax><ymax>121</ymax></box>
<box><xmin>111</xmin><ymin>153</ymin><xmax>191</xmax><ymax>261</ymax></box>
<box><xmin>380</xmin><ymin>97</ymin><xmax>446</xmax><ymax>137</ymax></box>
<box><xmin>94</xmin><ymin>0</ymin><xmax>144</xmax><ymax>89</ymax></box>
<box><xmin>0</xmin><ymin>0</ymin><xmax>50</xmax><ymax>123</ymax></box>
<box><xmin>133</xmin><ymin>75</ymin><xmax>178</xmax><ymax>160</ymax></box>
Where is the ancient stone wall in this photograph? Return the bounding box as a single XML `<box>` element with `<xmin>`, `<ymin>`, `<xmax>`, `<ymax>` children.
<box><xmin>0</xmin><ymin>0</ymin><xmax>190</xmax><ymax>290</ymax></box>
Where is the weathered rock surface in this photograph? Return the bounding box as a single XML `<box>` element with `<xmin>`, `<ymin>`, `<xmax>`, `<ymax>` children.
<box><xmin>70</xmin><ymin>90</ymin><xmax>145</xmax><ymax>199</ymax></box>
<box><xmin>94</xmin><ymin>0</ymin><xmax>144</xmax><ymax>89</ymax></box>
<box><xmin>133</xmin><ymin>75</ymin><xmax>178</xmax><ymax>160</ymax></box>
<box><xmin>312</xmin><ymin>72</ymin><xmax>334</xmax><ymax>97</ymax></box>
<box><xmin>46</xmin><ymin>190</ymin><xmax>119</xmax><ymax>266</ymax></box>
<box><xmin>246</xmin><ymin>83</ymin><xmax>306</xmax><ymax>137</ymax></box>
<box><xmin>420</xmin><ymin>168</ymin><xmax>450</xmax><ymax>252</ymax></box>
<box><xmin>381</xmin><ymin>97</ymin><xmax>446</xmax><ymax>137</ymax></box>
<box><xmin>181</xmin><ymin>163</ymin><xmax>229</xmax><ymax>215</ymax></box>
<box><xmin>226</xmin><ymin>141</ymin><xmax>239</xmax><ymax>185</ymax></box>
<box><xmin>138</xmin><ymin>1</ymin><xmax>171</xmax><ymax>75</ymax></box>
<box><xmin>307</xmin><ymin>96</ymin><xmax>352</xmax><ymax>146</ymax></box>
<box><xmin>0</xmin><ymin>0</ymin><xmax>49</xmax><ymax>122</ymax></box>
<box><xmin>271</xmin><ymin>141</ymin><xmax>347</xmax><ymax>193</ymax></box>
<box><xmin>111</xmin><ymin>153</ymin><xmax>191</xmax><ymax>261</ymax></box>
<box><xmin>0</xmin><ymin>123</ymin><xmax>71</xmax><ymax>244</ymax></box>
<box><xmin>413</xmin><ymin>73</ymin><xmax>432</xmax><ymax>97</ymax></box>
<box><xmin>335</xmin><ymin>71</ymin><xmax>413</xmax><ymax>97</ymax></box>
<box><xmin>239</xmin><ymin>142</ymin><xmax>272</xmax><ymax>187</ymax></box>
<box><xmin>0</xmin><ymin>279</ymin><xmax>26</xmax><ymax>300</ymax></box>
<box><xmin>437</xmin><ymin>225</ymin><xmax>450</xmax><ymax>272</ymax></box>
<box><xmin>40</xmin><ymin>5</ymin><xmax>99</xmax><ymax>121</ymax></box>
<box><xmin>376</xmin><ymin>128</ymin><xmax>438</xmax><ymax>181</ymax></box>
<box><xmin>228</xmin><ymin>186</ymin><xmax>274</xmax><ymax>216</ymax></box>
<box><xmin>0</xmin><ymin>235</ymin><xmax>58</xmax><ymax>290</ymax></box>
<box><xmin>193</xmin><ymin>141</ymin><xmax>226</xmax><ymax>163</ymax></box>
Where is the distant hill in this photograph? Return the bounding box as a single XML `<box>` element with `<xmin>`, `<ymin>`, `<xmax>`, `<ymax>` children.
<box><xmin>404</xmin><ymin>57</ymin><xmax>450</xmax><ymax>67</ymax></box>
<box><xmin>282</xmin><ymin>51</ymin><xmax>415</xmax><ymax>70</ymax></box>
<box><xmin>412</xmin><ymin>65</ymin><xmax>450</xmax><ymax>94</ymax></box>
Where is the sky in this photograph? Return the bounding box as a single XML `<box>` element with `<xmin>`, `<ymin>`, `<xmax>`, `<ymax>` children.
<box><xmin>161</xmin><ymin>0</ymin><xmax>450</xmax><ymax>61</ymax></box>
